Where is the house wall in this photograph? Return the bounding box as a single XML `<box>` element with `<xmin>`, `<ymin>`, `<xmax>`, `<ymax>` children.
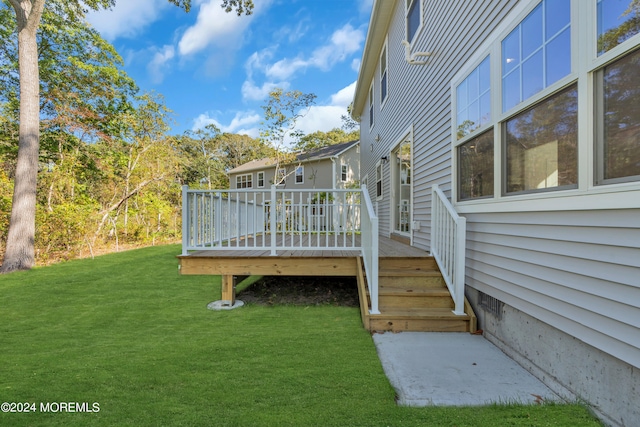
<box><xmin>360</xmin><ymin>0</ymin><xmax>517</xmax><ymax>246</ymax></box>
<box><xmin>357</xmin><ymin>1</ymin><xmax>640</xmax><ymax>425</ymax></box>
<box><xmin>229</xmin><ymin>145</ymin><xmax>360</xmax><ymax>191</ymax></box>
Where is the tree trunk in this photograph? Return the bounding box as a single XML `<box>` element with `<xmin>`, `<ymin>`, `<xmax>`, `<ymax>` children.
<box><xmin>1</xmin><ymin>0</ymin><xmax>45</xmax><ymax>273</ymax></box>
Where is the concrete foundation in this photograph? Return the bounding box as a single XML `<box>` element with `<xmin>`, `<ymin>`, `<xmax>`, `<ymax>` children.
<box><xmin>467</xmin><ymin>288</ymin><xmax>640</xmax><ymax>427</ymax></box>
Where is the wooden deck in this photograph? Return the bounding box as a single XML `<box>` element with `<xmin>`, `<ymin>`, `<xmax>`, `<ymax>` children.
<box><xmin>183</xmin><ymin>234</ymin><xmax>428</xmax><ymax>259</ymax></box>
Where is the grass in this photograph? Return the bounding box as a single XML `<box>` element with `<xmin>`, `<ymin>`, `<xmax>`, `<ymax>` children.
<box><xmin>0</xmin><ymin>245</ymin><xmax>602</xmax><ymax>426</ymax></box>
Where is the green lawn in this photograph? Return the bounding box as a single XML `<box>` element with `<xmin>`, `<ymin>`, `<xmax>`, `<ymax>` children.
<box><xmin>0</xmin><ymin>245</ymin><xmax>601</xmax><ymax>426</ymax></box>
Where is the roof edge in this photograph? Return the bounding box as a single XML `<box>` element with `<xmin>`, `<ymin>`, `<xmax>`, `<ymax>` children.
<box><xmin>351</xmin><ymin>0</ymin><xmax>397</xmax><ymax>119</ymax></box>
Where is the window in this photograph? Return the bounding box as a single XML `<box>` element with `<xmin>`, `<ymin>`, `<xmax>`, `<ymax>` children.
<box><xmin>458</xmin><ymin>129</ymin><xmax>494</xmax><ymax>200</ymax></box>
<box><xmin>502</xmin><ymin>0</ymin><xmax>571</xmax><ymax>112</ymax></box>
<box><xmin>276</xmin><ymin>168</ymin><xmax>286</xmax><ymax>185</ymax></box>
<box><xmin>406</xmin><ymin>0</ymin><xmax>421</xmax><ymax>43</ymax></box>
<box><xmin>452</xmin><ymin>0</ymin><xmax>640</xmax><ymax>209</ymax></box>
<box><xmin>257</xmin><ymin>171</ymin><xmax>265</xmax><ymax>188</ymax></box>
<box><xmin>505</xmin><ymin>84</ymin><xmax>578</xmax><ymax>194</ymax></box>
<box><xmin>597</xmin><ymin>0</ymin><xmax>640</xmax><ymax>55</ymax></box>
<box><xmin>380</xmin><ymin>42</ymin><xmax>388</xmax><ymax>104</ymax></box>
<box><xmin>341</xmin><ymin>164</ymin><xmax>348</xmax><ymax>182</ymax></box>
<box><xmin>236</xmin><ymin>173</ymin><xmax>253</xmax><ymax>189</ymax></box>
<box><xmin>369</xmin><ymin>84</ymin><xmax>374</xmax><ymax>128</ymax></box>
<box><xmin>376</xmin><ymin>162</ymin><xmax>383</xmax><ymax>199</ymax></box>
<box><xmin>597</xmin><ymin>48</ymin><xmax>640</xmax><ymax>183</ymax></box>
<box><xmin>457</xmin><ymin>56</ymin><xmax>491</xmax><ymax>139</ymax></box>
<box><xmin>295</xmin><ymin>166</ymin><xmax>304</xmax><ymax>184</ymax></box>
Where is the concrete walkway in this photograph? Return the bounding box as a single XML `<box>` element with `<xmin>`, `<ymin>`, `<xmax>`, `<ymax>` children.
<box><xmin>373</xmin><ymin>332</ymin><xmax>559</xmax><ymax>406</ymax></box>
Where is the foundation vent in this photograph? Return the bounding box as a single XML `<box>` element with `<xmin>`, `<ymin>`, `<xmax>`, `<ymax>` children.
<box><xmin>479</xmin><ymin>292</ymin><xmax>504</xmax><ymax>320</ymax></box>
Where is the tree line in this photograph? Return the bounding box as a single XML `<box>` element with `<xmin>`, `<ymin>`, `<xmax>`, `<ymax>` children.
<box><xmin>0</xmin><ymin>0</ymin><xmax>357</xmax><ymax>268</ymax></box>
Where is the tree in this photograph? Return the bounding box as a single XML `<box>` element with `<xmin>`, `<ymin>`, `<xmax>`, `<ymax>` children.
<box><xmin>293</xmin><ymin>128</ymin><xmax>359</xmax><ymax>152</ymax></box>
<box><xmin>260</xmin><ymin>88</ymin><xmax>316</xmax><ymax>184</ymax></box>
<box><xmin>0</xmin><ymin>0</ymin><xmax>253</xmax><ymax>273</ymax></box>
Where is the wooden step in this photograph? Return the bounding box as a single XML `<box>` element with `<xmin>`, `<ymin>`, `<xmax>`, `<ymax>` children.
<box><xmin>378</xmin><ymin>256</ymin><xmax>437</xmax><ymax>270</ymax></box>
<box><xmin>378</xmin><ymin>271</ymin><xmax>445</xmax><ymax>288</ymax></box>
<box><xmin>376</xmin><ymin>287</ymin><xmax>454</xmax><ymax>310</ymax></box>
<box><xmin>369</xmin><ymin>307</ymin><xmax>472</xmax><ymax>333</ymax></box>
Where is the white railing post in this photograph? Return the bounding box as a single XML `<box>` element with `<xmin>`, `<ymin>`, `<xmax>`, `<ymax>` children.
<box><xmin>270</xmin><ymin>185</ymin><xmax>277</xmax><ymax>256</ymax></box>
<box><xmin>360</xmin><ymin>185</ymin><xmax>380</xmax><ymax>315</ymax></box>
<box><xmin>431</xmin><ymin>185</ymin><xmax>466</xmax><ymax>316</ymax></box>
<box><xmin>181</xmin><ymin>185</ymin><xmax>189</xmax><ymax>255</ymax></box>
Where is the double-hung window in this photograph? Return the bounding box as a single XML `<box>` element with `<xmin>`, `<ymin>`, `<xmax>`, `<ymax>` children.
<box><xmin>380</xmin><ymin>41</ymin><xmax>388</xmax><ymax>105</ymax></box>
<box><xmin>236</xmin><ymin>174</ymin><xmax>252</xmax><ymax>189</ymax></box>
<box><xmin>369</xmin><ymin>85</ymin><xmax>375</xmax><ymax>129</ymax></box>
<box><xmin>257</xmin><ymin>171</ymin><xmax>265</xmax><ymax>188</ymax></box>
<box><xmin>295</xmin><ymin>166</ymin><xmax>304</xmax><ymax>184</ymax></box>
<box><xmin>453</xmin><ymin>0</ymin><xmax>640</xmax><ymax>208</ymax></box>
<box><xmin>456</xmin><ymin>57</ymin><xmax>493</xmax><ymax>200</ymax></box>
<box><xmin>406</xmin><ymin>0</ymin><xmax>421</xmax><ymax>43</ymax></box>
<box><xmin>341</xmin><ymin>164</ymin><xmax>348</xmax><ymax>182</ymax></box>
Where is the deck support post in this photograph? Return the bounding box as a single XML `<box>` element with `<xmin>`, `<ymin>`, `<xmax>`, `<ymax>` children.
<box><xmin>221</xmin><ymin>274</ymin><xmax>236</xmax><ymax>307</ymax></box>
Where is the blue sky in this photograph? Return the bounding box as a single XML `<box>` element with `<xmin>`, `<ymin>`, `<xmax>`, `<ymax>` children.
<box><xmin>86</xmin><ymin>0</ymin><xmax>373</xmax><ymax>138</ymax></box>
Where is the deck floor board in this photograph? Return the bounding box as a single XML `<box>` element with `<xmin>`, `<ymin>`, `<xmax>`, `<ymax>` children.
<box><xmin>186</xmin><ymin>235</ymin><xmax>428</xmax><ymax>259</ymax></box>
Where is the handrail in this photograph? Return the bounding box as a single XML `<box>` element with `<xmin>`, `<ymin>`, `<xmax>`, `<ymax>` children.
<box><xmin>182</xmin><ymin>185</ymin><xmax>362</xmax><ymax>253</ymax></box>
<box><xmin>182</xmin><ymin>184</ymin><xmax>380</xmax><ymax>315</ymax></box>
<box><xmin>360</xmin><ymin>185</ymin><xmax>380</xmax><ymax>315</ymax></box>
<box><xmin>430</xmin><ymin>184</ymin><xmax>466</xmax><ymax>315</ymax></box>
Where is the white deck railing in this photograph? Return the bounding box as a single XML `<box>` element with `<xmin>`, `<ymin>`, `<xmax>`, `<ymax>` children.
<box><xmin>360</xmin><ymin>185</ymin><xmax>380</xmax><ymax>314</ymax></box>
<box><xmin>182</xmin><ymin>185</ymin><xmax>379</xmax><ymax>314</ymax></box>
<box><xmin>430</xmin><ymin>184</ymin><xmax>467</xmax><ymax>315</ymax></box>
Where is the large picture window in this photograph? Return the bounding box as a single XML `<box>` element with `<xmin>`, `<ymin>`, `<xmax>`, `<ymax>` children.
<box><xmin>458</xmin><ymin>129</ymin><xmax>494</xmax><ymax>200</ymax></box>
<box><xmin>502</xmin><ymin>0</ymin><xmax>571</xmax><ymax>112</ymax></box>
<box><xmin>505</xmin><ymin>85</ymin><xmax>578</xmax><ymax>194</ymax></box>
<box><xmin>598</xmin><ymin>48</ymin><xmax>640</xmax><ymax>183</ymax></box>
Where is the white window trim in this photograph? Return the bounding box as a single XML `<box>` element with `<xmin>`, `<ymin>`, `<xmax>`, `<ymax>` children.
<box><xmin>341</xmin><ymin>164</ymin><xmax>348</xmax><ymax>182</ymax></box>
<box><xmin>236</xmin><ymin>173</ymin><xmax>253</xmax><ymax>189</ymax></box>
<box><xmin>295</xmin><ymin>165</ymin><xmax>304</xmax><ymax>184</ymax></box>
<box><xmin>380</xmin><ymin>36</ymin><xmax>389</xmax><ymax>109</ymax></box>
<box><xmin>451</xmin><ymin>0</ymin><xmax>640</xmax><ymax>213</ymax></box>
<box><xmin>257</xmin><ymin>171</ymin><xmax>265</xmax><ymax>188</ymax></box>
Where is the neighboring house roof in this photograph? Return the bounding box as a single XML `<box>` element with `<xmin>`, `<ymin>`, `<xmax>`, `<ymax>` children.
<box><xmin>227</xmin><ymin>158</ymin><xmax>276</xmax><ymax>175</ymax></box>
<box><xmin>352</xmin><ymin>0</ymin><xmax>396</xmax><ymax>119</ymax></box>
<box><xmin>227</xmin><ymin>140</ymin><xmax>359</xmax><ymax>175</ymax></box>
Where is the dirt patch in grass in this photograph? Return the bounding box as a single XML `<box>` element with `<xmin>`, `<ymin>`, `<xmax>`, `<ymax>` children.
<box><xmin>238</xmin><ymin>276</ymin><xmax>359</xmax><ymax>307</ymax></box>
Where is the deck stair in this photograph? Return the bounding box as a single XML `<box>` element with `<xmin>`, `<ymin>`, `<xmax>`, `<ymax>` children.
<box><xmin>358</xmin><ymin>256</ymin><xmax>477</xmax><ymax>333</ymax></box>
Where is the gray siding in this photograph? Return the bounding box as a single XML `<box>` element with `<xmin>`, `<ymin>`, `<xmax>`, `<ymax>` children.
<box><xmin>361</xmin><ymin>0</ymin><xmax>517</xmax><ymax>246</ymax></box>
<box><xmin>466</xmin><ymin>209</ymin><xmax>640</xmax><ymax>368</ymax></box>
<box><xmin>357</xmin><ymin>0</ymin><xmax>640</xmax><ymax>401</ymax></box>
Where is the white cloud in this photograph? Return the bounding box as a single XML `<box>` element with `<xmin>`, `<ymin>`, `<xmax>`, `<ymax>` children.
<box><xmin>178</xmin><ymin>0</ymin><xmax>272</xmax><ymax>56</ymax></box>
<box><xmin>290</xmin><ymin>82</ymin><xmax>358</xmax><ymax>141</ymax></box>
<box><xmin>351</xmin><ymin>58</ymin><xmax>361</xmax><ymax>72</ymax></box>
<box><xmin>330</xmin><ymin>81</ymin><xmax>357</xmax><ymax>108</ymax></box>
<box><xmin>192</xmin><ymin>111</ymin><xmax>261</xmax><ymax>137</ymax></box>
<box><xmin>242</xmin><ymin>48</ymin><xmax>289</xmax><ymax>101</ymax></box>
<box><xmin>147</xmin><ymin>45</ymin><xmax>176</xmax><ymax>84</ymax></box>
<box><xmin>264</xmin><ymin>24</ymin><xmax>365</xmax><ymax>81</ymax></box>
<box><xmin>86</xmin><ymin>0</ymin><xmax>168</xmax><ymax>41</ymax></box>
<box><xmin>242</xmin><ymin>80</ymin><xmax>288</xmax><ymax>102</ymax></box>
